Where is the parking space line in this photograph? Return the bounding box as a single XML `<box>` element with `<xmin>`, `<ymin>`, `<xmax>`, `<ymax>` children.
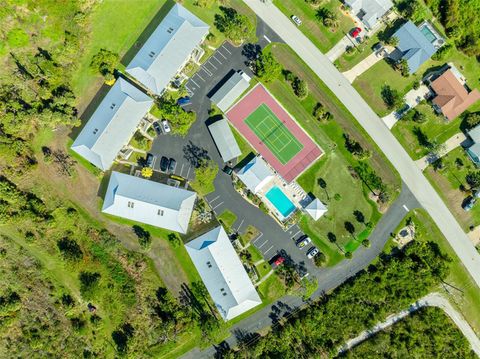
<box><xmin>263</xmin><ymin>245</ymin><xmax>274</xmax><ymax>255</ymax></box>
<box><xmin>206</xmin><ymin>61</ymin><xmax>217</xmax><ymax>70</ymax></box>
<box><xmin>179</xmin><ymin>163</ymin><xmax>185</xmax><ymax>176</ymax></box>
<box><xmin>194</xmin><ymin>73</ymin><xmax>205</xmax><ymax>82</ymax></box>
<box><xmin>216</xmin><ymin>50</ymin><xmax>227</xmax><ymax>59</ymax></box>
<box><xmin>235</xmin><ymin>219</ymin><xmax>245</xmax><ymax>232</ymax></box>
<box><xmin>208</xmin><ymin>195</ymin><xmax>220</xmax><ymax>203</ymax></box>
<box><xmin>185</xmin><ymin>86</ymin><xmax>194</xmax><ymax>96</ymax></box>
<box><xmin>253</xmin><ymin>232</ymin><xmax>264</xmax><ymax>244</ymax></box>
<box><xmin>189</xmin><ymin>78</ymin><xmax>200</xmax><ymax>87</ymax></box>
<box><xmin>264</xmin><ymin>35</ymin><xmax>271</xmax><ymax>43</ymax></box>
<box><xmin>213</xmin><ymin>56</ymin><xmax>222</xmax><ymax>65</ymax></box>
<box><xmin>258</xmin><ymin>239</ymin><xmax>269</xmax><ymax>248</ymax></box>
<box><xmin>291</xmin><ymin>230</ymin><xmax>301</xmax><ymax>239</ymax></box>
<box><xmin>186</xmin><ymin>166</ymin><xmax>191</xmax><ymax>179</ymax></box>
<box><xmin>202</xmin><ymin>67</ymin><xmax>213</xmax><ymax>76</ymax></box>
<box><xmin>221</xmin><ymin>44</ymin><xmax>232</xmax><ymax>54</ymax></box>
<box><xmin>403</xmin><ymin>204</ymin><xmax>409</xmax><ymax>212</ymax></box>
<box><xmin>212</xmin><ymin>201</ymin><xmax>224</xmax><ymax>210</ymax></box>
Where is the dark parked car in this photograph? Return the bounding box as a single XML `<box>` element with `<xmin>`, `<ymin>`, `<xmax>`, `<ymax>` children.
<box><xmin>222</xmin><ymin>165</ymin><xmax>233</xmax><ymax>175</ymax></box>
<box><xmin>160</xmin><ymin>156</ymin><xmax>169</xmax><ymax>172</ymax></box>
<box><xmin>463</xmin><ymin>197</ymin><xmax>476</xmax><ymax>211</ymax></box>
<box><xmin>145</xmin><ymin>153</ymin><xmax>154</xmax><ymax>168</ymax></box>
<box><xmin>152</xmin><ymin>121</ymin><xmax>162</xmax><ymax>135</ymax></box>
<box><xmin>168</xmin><ymin>158</ymin><xmax>176</xmax><ymax>173</ymax></box>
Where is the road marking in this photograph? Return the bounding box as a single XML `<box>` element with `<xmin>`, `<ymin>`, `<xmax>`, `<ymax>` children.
<box><xmin>195</xmin><ymin>73</ymin><xmax>205</xmax><ymax>82</ymax></box>
<box><xmin>235</xmin><ymin>219</ymin><xmax>245</xmax><ymax>232</ymax></box>
<box><xmin>403</xmin><ymin>204</ymin><xmax>409</xmax><ymax>212</ymax></box>
<box><xmin>221</xmin><ymin>44</ymin><xmax>231</xmax><ymax>54</ymax></box>
<box><xmin>185</xmin><ymin>86</ymin><xmax>194</xmax><ymax>96</ymax></box>
<box><xmin>179</xmin><ymin>163</ymin><xmax>185</xmax><ymax>176</ymax></box>
<box><xmin>258</xmin><ymin>239</ymin><xmax>269</xmax><ymax>248</ymax></box>
<box><xmin>212</xmin><ymin>201</ymin><xmax>224</xmax><ymax>210</ymax></box>
<box><xmin>264</xmin><ymin>35</ymin><xmax>271</xmax><ymax>43</ymax></box>
<box><xmin>189</xmin><ymin>78</ymin><xmax>200</xmax><ymax>87</ymax></box>
<box><xmin>207</xmin><ymin>61</ymin><xmax>217</xmax><ymax>70</ymax></box>
<box><xmin>186</xmin><ymin>166</ymin><xmax>191</xmax><ymax>179</ymax></box>
<box><xmin>216</xmin><ymin>50</ymin><xmax>227</xmax><ymax>59</ymax></box>
<box><xmin>209</xmin><ymin>195</ymin><xmax>220</xmax><ymax>203</ymax></box>
<box><xmin>213</xmin><ymin>56</ymin><xmax>222</xmax><ymax>64</ymax></box>
<box><xmin>292</xmin><ymin>230</ymin><xmax>301</xmax><ymax>239</ymax></box>
<box><xmin>202</xmin><ymin>66</ymin><xmax>213</xmax><ymax>76</ymax></box>
<box><xmin>252</xmin><ymin>232</ymin><xmax>264</xmax><ymax>244</ymax></box>
<box><xmin>263</xmin><ymin>245</ymin><xmax>274</xmax><ymax>255</ymax></box>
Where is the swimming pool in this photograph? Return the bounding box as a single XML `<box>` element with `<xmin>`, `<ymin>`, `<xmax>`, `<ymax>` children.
<box><xmin>265</xmin><ymin>186</ymin><xmax>296</xmax><ymax>218</ymax></box>
<box><xmin>420</xmin><ymin>24</ymin><xmax>437</xmax><ymax>43</ymax></box>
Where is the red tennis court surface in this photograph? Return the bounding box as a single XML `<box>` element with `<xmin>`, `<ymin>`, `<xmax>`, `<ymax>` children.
<box><xmin>226</xmin><ymin>84</ymin><xmax>323</xmax><ymax>182</ymax></box>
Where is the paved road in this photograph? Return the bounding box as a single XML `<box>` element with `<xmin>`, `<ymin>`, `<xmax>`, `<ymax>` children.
<box><xmin>339</xmin><ymin>292</ymin><xmax>480</xmax><ymax>356</ymax></box>
<box><xmin>243</xmin><ymin>0</ymin><xmax>480</xmax><ymax>289</ymax></box>
<box><xmin>182</xmin><ymin>184</ymin><xmax>419</xmax><ymax>358</ymax></box>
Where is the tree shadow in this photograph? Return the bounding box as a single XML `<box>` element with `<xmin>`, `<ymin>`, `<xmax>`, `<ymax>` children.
<box><xmin>242</xmin><ymin>43</ymin><xmax>261</xmax><ymax>66</ymax></box>
<box><xmin>183</xmin><ymin>141</ymin><xmax>210</xmax><ymax>168</ymax></box>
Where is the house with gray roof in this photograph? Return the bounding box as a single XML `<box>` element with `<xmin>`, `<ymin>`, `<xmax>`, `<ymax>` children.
<box><xmin>185</xmin><ymin>226</ymin><xmax>262</xmax><ymax>321</ymax></box>
<box><xmin>345</xmin><ymin>0</ymin><xmax>393</xmax><ymax>29</ymax></box>
<box><xmin>466</xmin><ymin>126</ymin><xmax>480</xmax><ymax>167</ymax></box>
<box><xmin>236</xmin><ymin>156</ymin><xmax>274</xmax><ymax>194</ymax></box>
<box><xmin>391</xmin><ymin>21</ymin><xmax>441</xmax><ymax>74</ymax></box>
<box><xmin>208</xmin><ymin>118</ymin><xmax>241</xmax><ymax>163</ymax></box>
<box><xmin>102</xmin><ymin>171</ymin><xmax>196</xmax><ymax>234</ymax></box>
<box><xmin>210</xmin><ymin>70</ymin><xmax>251</xmax><ymax>112</ymax></box>
<box><xmin>71</xmin><ymin>78</ymin><xmax>153</xmax><ymax>170</ymax></box>
<box><xmin>126</xmin><ymin>3</ymin><xmax>209</xmax><ymax>95</ymax></box>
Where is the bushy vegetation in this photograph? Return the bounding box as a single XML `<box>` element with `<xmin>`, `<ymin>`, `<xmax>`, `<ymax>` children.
<box><xmin>255</xmin><ymin>51</ymin><xmax>282</xmax><ymax>83</ymax></box>
<box><xmin>341</xmin><ymin>307</ymin><xmax>475</xmax><ymax>358</ymax></box>
<box><xmin>190</xmin><ymin>159</ymin><xmax>219</xmax><ymax>196</ymax></box>
<box><xmin>228</xmin><ymin>240</ymin><xmax>451</xmax><ymax>357</ymax></box>
<box><xmin>152</xmin><ymin>96</ymin><xmax>196</xmax><ymax>137</ymax></box>
<box><xmin>214</xmin><ymin>6</ymin><xmax>254</xmax><ymax>44</ymax></box>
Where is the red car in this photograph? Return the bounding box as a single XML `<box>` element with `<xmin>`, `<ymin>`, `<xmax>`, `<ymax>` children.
<box><xmin>351</xmin><ymin>27</ymin><xmax>362</xmax><ymax>38</ymax></box>
<box><xmin>274</xmin><ymin>256</ymin><xmax>285</xmax><ymax>266</ymax></box>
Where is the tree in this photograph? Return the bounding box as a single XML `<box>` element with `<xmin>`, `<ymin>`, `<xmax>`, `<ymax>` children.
<box><xmin>167</xmin><ymin>233</ymin><xmax>182</xmax><ymax>248</ymax></box>
<box><xmin>466</xmin><ymin>171</ymin><xmax>480</xmax><ymax>188</ymax></box>
<box><xmin>79</xmin><ymin>271</ymin><xmax>101</xmax><ymax>300</ymax></box>
<box><xmin>353</xmin><ymin>210</ymin><xmax>365</xmax><ymax>223</ymax></box>
<box><xmin>361</xmin><ymin>239</ymin><xmax>371</xmax><ymax>247</ymax></box>
<box><xmin>381</xmin><ymin>85</ymin><xmax>402</xmax><ymax>109</ymax></box>
<box><xmin>154</xmin><ymin>97</ymin><xmax>196</xmax><ymax>136</ymax></box>
<box><xmin>317</xmin><ymin>177</ymin><xmax>329</xmax><ymax>200</ymax></box>
<box><xmin>396</xmin><ymin>0</ymin><xmax>420</xmax><ymax>18</ymax></box>
<box><xmin>190</xmin><ymin>159</ymin><xmax>219</xmax><ymax>196</ymax></box>
<box><xmin>214</xmin><ymin>7</ymin><xmax>254</xmax><ymax>43</ymax></box>
<box><xmin>411</xmin><ymin>109</ymin><xmax>427</xmax><ymax>123</ymax></box>
<box><xmin>255</xmin><ymin>51</ymin><xmax>282</xmax><ymax>83</ymax></box>
<box><xmin>464</xmin><ymin>112</ymin><xmax>480</xmax><ymax>129</ymax></box>
<box><xmin>316</xmin><ymin>8</ymin><xmax>339</xmax><ymax>30</ymax></box>
<box><xmin>90</xmin><ymin>49</ymin><xmax>118</xmax><ymax>78</ymax></box>
<box><xmin>344</xmin><ymin>221</ymin><xmax>355</xmax><ymax>236</ymax></box>
<box><xmin>344</xmin><ymin>251</ymin><xmax>353</xmax><ymax>259</ymax></box>
<box><xmin>141</xmin><ymin>167</ymin><xmax>153</xmax><ymax>178</ymax></box>
<box><xmin>396</xmin><ymin>58</ymin><xmax>410</xmax><ymax>76</ymax></box>
<box><xmin>314</xmin><ymin>252</ymin><xmax>327</xmax><ymax>267</ymax></box>
<box><xmin>132</xmin><ymin>225</ymin><xmax>151</xmax><ymax>249</ymax></box>
<box><xmin>386</xmin><ymin>36</ymin><xmax>399</xmax><ymax>47</ymax></box>
<box><xmin>57</xmin><ymin>237</ymin><xmax>83</xmax><ymax>261</ymax></box>
<box><xmin>292</xmin><ymin>77</ymin><xmax>308</xmax><ymax>98</ymax></box>
<box><xmin>313</xmin><ymin>102</ymin><xmax>333</xmax><ymax>122</ymax></box>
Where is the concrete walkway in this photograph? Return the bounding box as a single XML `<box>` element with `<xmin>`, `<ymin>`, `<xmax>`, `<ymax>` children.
<box><xmin>326</xmin><ymin>34</ymin><xmax>356</xmax><ymax>62</ymax></box>
<box><xmin>339</xmin><ymin>292</ymin><xmax>480</xmax><ymax>356</ymax></box>
<box><xmin>382</xmin><ymin>85</ymin><xmax>431</xmax><ymax>129</ymax></box>
<box><xmin>343</xmin><ymin>48</ymin><xmax>391</xmax><ymax>83</ymax></box>
<box><xmin>242</xmin><ymin>0</ymin><xmax>480</xmax><ymax>291</ymax></box>
<box><xmin>415</xmin><ymin>132</ymin><xmax>467</xmax><ymax>170</ymax></box>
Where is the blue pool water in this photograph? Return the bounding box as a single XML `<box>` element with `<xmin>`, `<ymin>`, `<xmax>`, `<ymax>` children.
<box><xmin>265</xmin><ymin>186</ymin><xmax>296</xmax><ymax>218</ymax></box>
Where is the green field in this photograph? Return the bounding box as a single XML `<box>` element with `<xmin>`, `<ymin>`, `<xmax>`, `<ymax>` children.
<box><xmin>245</xmin><ymin>104</ymin><xmax>303</xmax><ymax>164</ymax></box>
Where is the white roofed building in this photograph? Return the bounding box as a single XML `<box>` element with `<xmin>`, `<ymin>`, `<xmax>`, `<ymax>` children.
<box><xmin>210</xmin><ymin>71</ymin><xmax>251</xmax><ymax>112</ymax></box>
<box><xmin>102</xmin><ymin>171</ymin><xmax>196</xmax><ymax>234</ymax></box>
<box><xmin>236</xmin><ymin>156</ymin><xmax>275</xmax><ymax>194</ymax></box>
<box><xmin>304</xmin><ymin>198</ymin><xmax>328</xmax><ymax>221</ymax></box>
<box><xmin>71</xmin><ymin>79</ymin><xmax>153</xmax><ymax>170</ymax></box>
<box><xmin>208</xmin><ymin>118</ymin><xmax>241</xmax><ymax>162</ymax></box>
<box><xmin>126</xmin><ymin>4</ymin><xmax>209</xmax><ymax>95</ymax></box>
<box><xmin>185</xmin><ymin>226</ymin><xmax>262</xmax><ymax>321</ymax></box>
<box><xmin>345</xmin><ymin>0</ymin><xmax>393</xmax><ymax>29</ymax></box>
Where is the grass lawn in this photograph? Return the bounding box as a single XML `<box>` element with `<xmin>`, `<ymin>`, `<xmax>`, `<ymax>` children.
<box><xmin>231</xmin><ymin>124</ymin><xmax>257</xmax><ymax>163</ymax></box>
<box><xmin>424</xmin><ymin>147</ymin><xmax>480</xmax><ymax>230</ymax></box>
<box><xmin>274</xmin><ymin>0</ymin><xmax>353</xmax><ymax>53</ymax></box>
<box><xmin>217</xmin><ymin>209</ymin><xmax>237</xmax><ymax>230</ymax></box>
<box><xmin>391</xmin><ymin>103</ymin><xmax>464</xmax><ymax>160</ymax></box>
<box><xmin>247</xmin><ymin>244</ymin><xmax>263</xmax><ymax>264</ymax></box>
<box><xmin>256</xmin><ymin>262</ymin><xmax>272</xmax><ymax>278</ymax></box>
<box><xmin>334</xmin><ymin>31</ymin><xmax>380</xmax><ymax>72</ymax></box>
<box><xmin>387</xmin><ymin>209</ymin><xmax>480</xmax><ymax>334</ymax></box>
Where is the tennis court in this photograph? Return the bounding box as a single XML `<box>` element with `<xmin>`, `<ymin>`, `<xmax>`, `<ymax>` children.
<box><xmin>245</xmin><ymin>104</ymin><xmax>303</xmax><ymax>164</ymax></box>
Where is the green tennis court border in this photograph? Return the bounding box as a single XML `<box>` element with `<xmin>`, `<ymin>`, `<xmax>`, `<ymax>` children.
<box><xmin>244</xmin><ymin>104</ymin><xmax>303</xmax><ymax>165</ymax></box>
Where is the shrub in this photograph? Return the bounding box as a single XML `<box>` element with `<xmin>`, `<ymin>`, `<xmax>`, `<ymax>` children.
<box><xmin>90</xmin><ymin>49</ymin><xmax>118</xmax><ymax>77</ymax></box>
<box><xmin>167</xmin><ymin>233</ymin><xmax>182</xmax><ymax>248</ymax></box>
<box><xmin>255</xmin><ymin>51</ymin><xmax>282</xmax><ymax>83</ymax></box>
<box><xmin>313</xmin><ymin>102</ymin><xmax>333</xmax><ymax>122</ymax></box>
<box><xmin>132</xmin><ymin>225</ymin><xmax>151</xmax><ymax>250</ymax></box>
<box><xmin>214</xmin><ymin>7</ymin><xmax>254</xmax><ymax>43</ymax></box>
<box><xmin>292</xmin><ymin>77</ymin><xmax>308</xmax><ymax>98</ymax></box>
<box><xmin>57</xmin><ymin>237</ymin><xmax>83</xmax><ymax>261</ymax></box>
<box><xmin>381</xmin><ymin>85</ymin><xmax>402</xmax><ymax>109</ymax></box>
<box><xmin>79</xmin><ymin>271</ymin><xmax>101</xmax><ymax>299</ymax></box>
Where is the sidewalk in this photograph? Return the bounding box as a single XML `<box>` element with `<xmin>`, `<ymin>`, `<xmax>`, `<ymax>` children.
<box><xmin>415</xmin><ymin>132</ymin><xmax>467</xmax><ymax>170</ymax></box>
<box><xmin>343</xmin><ymin>49</ymin><xmax>387</xmax><ymax>83</ymax></box>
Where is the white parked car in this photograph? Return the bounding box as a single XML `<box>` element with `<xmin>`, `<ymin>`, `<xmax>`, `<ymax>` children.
<box><xmin>161</xmin><ymin>119</ymin><xmax>171</xmax><ymax>133</ymax></box>
<box><xmin>291</xmin><ymin>15</ymin><xmax>302</xmax><ymax>26</ymax></box>
<box><xmin>306</xmin><ymin>246</ymin><xmax>319</xmax><ymax>259</ymax></box>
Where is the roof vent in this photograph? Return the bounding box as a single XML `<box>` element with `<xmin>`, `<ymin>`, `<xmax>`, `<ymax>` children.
<box><xmin>207</xmin><ymin>261</ymin><xmax>212</xmax><ymax>268</ymax></box>
<box><xmin>93</xmin><ymin>128</ymin><xmax>98</xmax><ymax>135</ymax></box>
<box><xmin>167</xmin><ymin>27</ymin><xmax>174</xmax><ymax>34</ymax></box>
<box><xmin>110</xmin><ymin>103</ymin><xmax>116</xmax><ymax>109</ymax></box>
<box><xmin>149</xmin><ymin>51</ymin><xmax>155</xmax><ymax>58</ymax></box>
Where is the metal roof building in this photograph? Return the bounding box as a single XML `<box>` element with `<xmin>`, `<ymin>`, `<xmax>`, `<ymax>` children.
<box><xmin>185</xmin><ymin>226</ymin><xmax>262</xmax><ymax>321</ymax></box>
<box><xmin>71</xmin><ymin>79</ymin><xmax>153</xmax><ymax>170</ymax></box>
<box><xmin>102</xmin><ymin>171</ymin><xmax>196</xmax><ymax>234</ymax></box>
<box><xmin>345</xmin><ymin>0</ymin><xmax>393</xmax><ymax>29</ymax></box>
<box><xmin>208</xmin><ymin>118</ymin><xmax>242</xmax><ymax>162</ymax></box>
<box><xmin>210</xmin><ymin>71</ymin><xmax>251</xmax><ymax>112</ymax></box>
<box><xmin>126</xmin><ymin>4</ymin><xmax>209</xmax><ymax>95</ymax></box>
<box><xmin>236</xmin><ymin>156</ymin><xmax>274</xmax><ymax>194</ymax></box>
<box><xmin>304</xmin><ymin>198</ymin><xmax>328</xmax><ymax>221</ymax></box>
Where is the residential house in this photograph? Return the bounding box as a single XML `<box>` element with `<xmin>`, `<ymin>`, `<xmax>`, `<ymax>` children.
<box><xmin>126</xmin><ymin>3</ymin><xmax>209</xmax><ymax>95</ymax></box>
<box><xmin>71</xmin><ymin>78</ymin><xmax>153</xmax><ymax>170</ymax></box>
<box><xmin>102</xmin><ymin>171</ymin><xmax>196</xmax><ymax>234</ymax></box>
<box><xmin>185</xmin><ymin>226</ymin><xmax>262</xmax><ymax>321</ymax></box>
<box><xmin>345</xmin><ymin>0</ymin><xmax>393</xmax><ymax>29</ymax></box>
<box><xmin>429</xmin><ymin>68</ymin><xmax>480</xmax><ymax>121</ymax></box>
<box><xmin>466</xmin><ymin>126</ymin><xmax>480</xmax><ymax>167</ymax></box>
<box><xmin>391</xmin><ymin>21</ymin><xmax>443</xmax><ymax>74</ymax></box>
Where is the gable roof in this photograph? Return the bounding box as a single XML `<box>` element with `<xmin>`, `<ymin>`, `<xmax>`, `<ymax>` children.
<box><xmin>102</xmin><ymin>171</ymin><xmax>196</xmax><ymax>234</ymax></box>
<box><xmin>208</xmin><ymin>118</ymin><xmax>242</xmax><ymax>162</ymax></box>
<box><xmin>185</xmin><ymin>226</ymin><xmax>262</xmax><ymax>320</ymax></box>
<box><xmin>236</xmin><ymin>156</ymin><xmax>274</xmax><ymax>194</ymax></box>
<box><xmin>345</xmin><ymin>0</ymin><xmax>393</xmax><ymax>28</ymax></box>
<box><xmin>126</xmin><ymin>3</ymin><xmax>209</xmax><ymax>95</ymax></box>
<box><xmin>71</xmin><ymin>79</ymin><xmax>153</xmax><ymax>170</ymax></box>
<box><xmin>305</xmin><ymin>198</ymin><xmax>328</xmax><ymax>221</ymax></box>
<box><xmin>210</xmin><ymin>71</ymin><xmax>251</xmax><ymax>112</ymax></box>
<box><xmin>393</xmin><ymin>21</ymin><xmax>437</xmax><ymax>74</ymax></box>
<box><xmin>431</xmin><ymin>69</ymin><xmax>480</xmax><ymax>120</ymax></box>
